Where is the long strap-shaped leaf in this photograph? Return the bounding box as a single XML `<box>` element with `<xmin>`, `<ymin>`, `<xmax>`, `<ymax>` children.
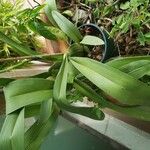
<box><xmin>0</xmin><ymin>60</ymin><xmax>28</xmax><ymax>73</ymax></box>
<box><xmin>106</xmin><ymin>56</ymin><xmax>150</xmax><ymax>68</ymax></box>
<box><xmin>45</xmin><ymin>0</ymin><xmax>57</xmax><ymax>26</ymax></box>
<box><xmin>28</xmin><ymin>19</ymin><xmax>57</xmax><ymax>40</ymax></box>
<box><xmin>25</xmin><ymin>106</ymin><xmax>59</xmax><ymax>150</ymax></box>
<box><xmin>119</xmin><ymin>60</ymin><xmax>150</xmax><ymax>79</ymax></box>
<box><xmin>70</xmin><ymin>57</ymin><xmax>150</xmax><ymax>106</ymax></box>
<box><xmin>0</xmin><ymin>108</ymin><xmax>24</xmax><ymax>150</ymax></box>
<box><xmin>60</xmin><ymin>103</ymin><xmax>105</xmax><ymax>120</ymax></box>
<box><xmin>74</xmin><ymin>79</ymin><xmax>106</xmax><ymax>107</ymax></box>
<box><xmin>4</xmin><ymin>78</ymin><xmax>54</xmax><ymax>114</ymax></box>
<box><xmin>52</xmin><ymin>10</ymin><xmax>83</xmax><ymax>42</ymax></box>
<box><xmin>74</xmin><ymin>79</ymin><xmax>150</xmax><ymax>121</ymax></box>
<box><xmin>53</xmin><ymin>55</ymin><xmax>68</xmax><ymax>103</ymax></box>
<box><xmin>120</xmin><ymin>60</ymin><xmax>150</xmax><ymax>73</ymax></box>
<box><xmin>53</xmin><ymin>55</ymin><xmax>104</xmax><ymax>120</ymax></box>
<box><xmin>39</xmin><ymin>99</ymin><xmax>53</xmax><ymax>123</ymax></box>
<box><xmin>0</xmin><ymin>31</ymin><xmax>38</xmax><ymax>55</ymax></box>
<box><xmin>128</xmin><ymin>64</ymin><xmax>150</xmax><ymax>78</ymax></box>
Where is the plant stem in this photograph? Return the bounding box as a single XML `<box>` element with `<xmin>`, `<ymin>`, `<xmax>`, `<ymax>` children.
<box><xmin>0</xmin><ymin>53</ymin><xmax>63</xmax><ymax>62</ymax></box>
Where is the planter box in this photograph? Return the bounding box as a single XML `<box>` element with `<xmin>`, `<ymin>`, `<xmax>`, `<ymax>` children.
<box><xmin>41</xmin><ymin>116</ymin><xmax>125</xmax><ymax>150</ymax></box>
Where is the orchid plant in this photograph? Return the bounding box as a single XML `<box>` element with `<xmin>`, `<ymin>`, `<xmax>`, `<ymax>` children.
<box><xmin>0</xmin><ymin>0</ymin><xmax>150</xmax><ymax>149</ymax></box>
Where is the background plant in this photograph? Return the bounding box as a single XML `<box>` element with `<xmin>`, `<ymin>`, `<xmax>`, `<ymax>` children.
<box><xmin>0</xmin><ymin>0</ymin><xmax>46</xmax><ymax>71</ymax></box>
<box><xmin>57</xmin><ymin>0</ymin><xmax>150</xmax><ymax>55</ymax></box>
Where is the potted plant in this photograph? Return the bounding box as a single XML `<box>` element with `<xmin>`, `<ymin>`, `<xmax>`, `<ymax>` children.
<box><xmin>0</xmin><ymin>0</ymin><xmax>150</xmax><ymax>149</ymax></box>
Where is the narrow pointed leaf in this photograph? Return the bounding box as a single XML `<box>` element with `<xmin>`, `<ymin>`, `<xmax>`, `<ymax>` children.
<box><xmin>11</xmin><ymin>108</ymin><xmax>24</xmax><ymax>150</ymax></box>
<box><xmin>4</xmin><ymin>78</ymin><xmax>54</xmax><ymax>114</ymax></box>
<box><xmin>0</xmin><ymin>31</ymin><xmax>38</xmax><ymax>55</ymax></box>
<box><xmin>28</xmin><ymin>19</ymin><xmax>57</xmax><ymax>40</ymax></box>
<box><xmin>25</xmin><ymin>107</ymin><xmax>59</xmax><ymax>150</ymax></box>
<box><xmin>0</xmin><ymin>108</ymin><xmax>24</xmax><ymax>150</ymax></box>
<box><xmin>120</xmin><ymin>60</ymin><xmax>150</xmax><ymax>73</ymax></box>
<box><xmin>80</xmin><ymin>35</ymin><xmax>104</xmax><ymax>46</ymax></box>
<box><xmin>25</xmin><ymin>104</ymin><xmax>40</xmax><ymax>118</ymax></box>
<box><xmin>74</xmin><ymin>79</ymin><xmax>106</xmax><ymax>106</ymax></box>
<box><xmin>53</xmin><ymin>56</ymin><xmax>68</xmax><ymax>102</ymax></box>
<box><xmin>60</xmin><ymin>102</ymin><xmax>105</xmax><ymax>120</ymax></box>
<box><xmin>52</xmin><ymin>11</ymin><xmax>83</xmax><ymax>42</ymax></box>
<box><xmin>53</xmin><ymin>56</ymin><xmax>104</xmax><ymax>120</ymax></box>
<box><xmin>74</xmin><ymin>79</ymin><xmax>150</xmax><ymax>121</ymax></box>
<box><xmin>106</xmin><ymin>56</ymin><xmax>150</xmax><ymax>68</ymax></box>
<box><xmin>106</xmin><ymin>102</ymin><xmax>150</xmax><ymax>121</ymax></box>
<box><xmin>70</xmin><ymin>57</ymin><xmax>150</xmax><ymax>106</ymax></box>
<box><xmin>128</xmin><ymin>64</ymin><xmax>150</xmax><ymax>78</ymax></box>
<box><xmin>39</xmin><ymin>99</ymin><xmax>53</xmax><ymax>123</ymax></box>
<box><xmin>45</xmin><ymin>0</ymin><xmax>57</xmax><ymax>25</ymax></box>
<box><xmin>0</xmin><ymin>60</ymin><xmax>28</xmax><ymax>74</ymax></box>
<box><xmin>120</xmin><ymin>60</ymin><xmax>150</xmax><ymax>78</ymax></box>
<box><xmin>0</xmin><ymin>114</ymin><xmax>18</xmax><ymax>150</ymax></box>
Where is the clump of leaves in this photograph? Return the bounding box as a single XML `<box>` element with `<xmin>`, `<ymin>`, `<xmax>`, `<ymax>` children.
<box><xmin>92</xmin><ymin>0</ymin><xmax>150</xmax><ymax>55</ymax></box>
<box><xmin>0</xmin><ymin>0</ymin><xmax>49</xmax><ymax>71</ymax></box>
<box><xmin>0</xmin><ymin>0</ymin><xmax>40</xmax><ymax>57</ymax></box>
<box><xmin>58</xmin><ymin>0</ymin><xmax>150</xmax><ymax>55</ymax></box>
<box><xmin>110</xmin><ymin>0</ymin><xmax>150</xmax><ymax>54</ymax></box>
<box><xmin>0</xmin><ymin>1</ymin><xmax>150</xmax><ymax>150</ymax></box>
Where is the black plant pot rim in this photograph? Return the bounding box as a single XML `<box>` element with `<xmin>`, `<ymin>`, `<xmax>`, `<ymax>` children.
<box><xmin>79</xmin><ymin>23</ymin><xmax>119</xmax><ymax>62</ymax></box>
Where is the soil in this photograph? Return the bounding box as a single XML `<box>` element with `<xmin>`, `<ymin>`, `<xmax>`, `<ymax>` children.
<box><xmin>58</xmin><ymin>0</ymin><xmax>150</xmax><ymax>57</ymax></box>
<box><xmin>79</xmin><ymin>25</ymin><xmax>104</xmax><ymax>61</ymax></box>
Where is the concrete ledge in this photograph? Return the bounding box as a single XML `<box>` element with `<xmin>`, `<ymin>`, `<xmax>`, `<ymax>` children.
<box><xmin>64</xmin><ymin>102</ymin><xmax>150</xmax><ymax>150</ymax></box>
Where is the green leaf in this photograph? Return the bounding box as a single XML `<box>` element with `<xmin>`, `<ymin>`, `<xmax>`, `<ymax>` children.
<box><xmin>74</xmin><ymin>79</ymin><xmax>150</xmax><ymax>121</ymax></box>
<box><xmin>0</xmin><ymin>60</ymin><xmax>28</xmax><ymax>74</ymax></box>
<box><xmin>52</xmin><ymin>11</ymin><xmax>83</xmax><ymax>42</ymax></box>
<box><xmin>62</xmin><ymin>10</ymin><xmax>74</xmax><ymax>17</ymax></box>
<box><xmin>69</xmin><ymin>43</ymin><xmax>88</xmax><ymax>57</ymax></box>
<box><xmin>30</xmin><ymin>5</ymin><xmax>46</xmax><ymax>18</ymax></box>
<box><xmin>74</xmin><ymin>79</ymin><xmax>106</xmax><ymax>107</ymax></box>
<box><xmin>0</xmin><ymin>108</ymin><xmax>24</xmax><ymax>150</ymax></box>
<box><xmin>25</xmin><ymin>106</ymin><xmax>59</xmax><ymax>150</ymax></box>
<box><xmin>0</xmin><ymin>31</ymin><xmax>38</xmax><ymax>56</ymax></box>
<box><xmin>4</xmin><ymin>78</ymin><xmax>54</xmax><ymax>114</ymax></box>
<box><xmin>28</xmin><ymin>19</ymin><xmax>57</xmax><ymax>40</ymax></box>
<box><xmin>120</xmin><ymin>2</ymin><xmax>130</xmax><ymax>10</ymax></box>
<box><xmin>120</xmin><ymin>60</ymin><xmax>150</xmax><ymax>78</ymax></box>
<box><xmin>70</xmin><ymin>57</ymin><xmax>150</xmax><ymax>106</ymax></box>
<box><xmin>144</xmin><ymin>32</ymin><xmax>150</xmax><ymax>39</ymax></box>
<box><xmin>106</xmin><ymin>103</ymin><xmax>150</xmax><ymax>121</ymax></box>
<box><xmin>31</xmin><ymin>72</ymin><xmax>51</xmax><ymax>79</ymax></box>
<box><xmin>45</xmin><ymin>0</ymin><xmax>57</xmax><ymax>12</ymax></box>
<box><xmin>25</xmin><ymin>104</ymin><xmax>40</xmax><ymax>118</ymax></box>
<box><xmin>45</xmin><ymin>0</ymin><xmax>57</xmax><ymax>26</ymax></box>
<box><xmin>87</xmin><ymin>0</ymin><xmax>98</xmax><ymax>2</ymax></box>
<box><xmin>128</xmin><ymin>64</ymin><xmax>150</xmax><ymax>79</ymax></box>
<box><xmin>39</xmin><ymin>99</ymin><xmax>53</xmax><ymax>123</ymax></box>
<box><xmin>53</xmin><ymin>55</ymin><xmax>68</xmax><ymax>103</ymax></box>
<box><xmin>106</xmin><ymin>56</ymin><xmax>150</xmax><ymax>69</ymax></box>
<box><xmin>80</xmin><ymin>35</ymin><xmax>104</xmax><ymax>46</ymax></box>
<box><xmin>53</xmin><ymin>55</ymin><xmax>104</xmax><ymax>120</ymax></box>
<box><xmin>120</xmin><ymin>60</ymin><xmax>150</xmax><ymax>73</ymax></box>
<box><xmin>67</xmin><ymin>62</ymin><xmax>78</xmax><ymax>83</ymax></box>
<box><xmin>60</xmin><ymin>104</ymin><xmax>105</xmax><ymax>120</ymax></box>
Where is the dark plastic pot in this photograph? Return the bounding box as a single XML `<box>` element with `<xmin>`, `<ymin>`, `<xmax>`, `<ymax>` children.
<box><xmin>79</xmin><ymin>23</ymin><xmax>119</xmax><ymax>62</ymax></box>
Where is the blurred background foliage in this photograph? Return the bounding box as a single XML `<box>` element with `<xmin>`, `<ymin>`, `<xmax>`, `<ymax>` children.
<box><xmin>57</xmin><ymin>0</ymin><xmax>150</xmax><ymax>55</ymax></box>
